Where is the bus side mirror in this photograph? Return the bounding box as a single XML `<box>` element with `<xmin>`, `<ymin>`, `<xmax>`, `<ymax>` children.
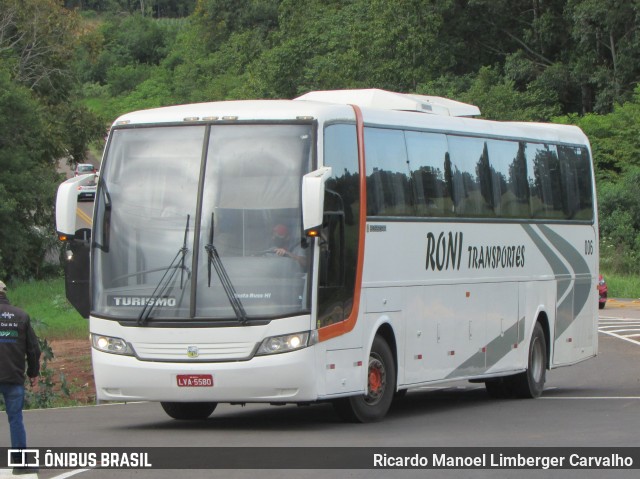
<box><xmin>302</xmin><ymin>167</ymin><xmax>332</xmax><ymax>234</ymax></box>
<box><xmin>56</xmin><ymin>174</ymin><xmax>96</xmax><ymax>241</ymax></box>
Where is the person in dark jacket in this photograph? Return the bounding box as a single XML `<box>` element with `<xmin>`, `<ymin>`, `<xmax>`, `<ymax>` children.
<box><xmin>0</xmin><ymin>280</ymin><xmax>41</xmax><ymax>471</ymax></box>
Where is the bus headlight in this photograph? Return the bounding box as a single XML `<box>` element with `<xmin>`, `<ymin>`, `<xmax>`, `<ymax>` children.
<box><xmin>256</xmin><ymin>331</ymin><xmax>317</xmax><ymax>356</ymax></box>
<box><xmin>91</xmin><ymin>334</ymin><xmax>134</xmax><ymax>356</ymax></box>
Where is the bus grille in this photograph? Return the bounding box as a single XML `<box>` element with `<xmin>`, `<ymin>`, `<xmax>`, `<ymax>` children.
<box><xmin>132</xmin><ymin>341</ymin><xmax>256</xmax><ymax>361</ymax></box>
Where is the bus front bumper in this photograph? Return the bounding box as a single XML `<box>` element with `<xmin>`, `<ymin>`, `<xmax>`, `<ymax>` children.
<box><xmin>92</xmin><ymin>346</ymin><xmax>318</xmax><ymax>403</ymax></box>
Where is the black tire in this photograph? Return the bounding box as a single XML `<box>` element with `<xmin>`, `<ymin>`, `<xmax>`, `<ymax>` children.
<box><xmin>333</xmin><ymin>336</ymin><xmax>396</xmax><ymax>423</ymax></box>
<box><xmin>161</xmin><ymin>402</ymin><xmax>217</xmax><ymax>420</ymax></box>
<box><xmin>510</xmin><ymin>322</ymin><xmax>547</xmax><ymax>398</ymax></box>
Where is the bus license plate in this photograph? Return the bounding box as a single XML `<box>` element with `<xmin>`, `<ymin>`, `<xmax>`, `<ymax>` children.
<box><xmin>176</xmin><ymin>374</ymin><xmax>213</xmax><ymax>387</ymax></box>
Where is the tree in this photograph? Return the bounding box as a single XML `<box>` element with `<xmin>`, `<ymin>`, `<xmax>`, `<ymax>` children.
<box><xmin>161</xmin><ymin>0</ymin><xmax>278</xmax><ymax>102</ymax></box>
<box><xmin>0</xmin><ymin>1</ymin><xmax>103</xmax><ymax>280</ymax></box>
<box><xmin>64</xmin><ymin>0</ymin><xmax>196</xmax><ymax>17</ymax></box>
<box><xmin>0</xmin><ymin>0</ymin><xmax>79</xmax><ymax>98</ymax></box>
<box><xmin>0</xmin><ymin>63</ymin><xmax>61</xmax><ymax>280</ymax></box>
<box><xmin>555</xmin><ymin>84</ymin><xmax>640</xmax><ymax>180</ymax></box>
<box><xmin>598</xmin><ymin>167</ymin><xmax>640</xmax><ymax>275</ymax></box>
<box><xmin>567</xmin><ymin>0</ymin><xmax>640</xmax><ymax>113</ymax></box>
<box><xmin>421</xmin><ymin>66</ymin><xmax>561</xmax><ymax>121</ymax></box>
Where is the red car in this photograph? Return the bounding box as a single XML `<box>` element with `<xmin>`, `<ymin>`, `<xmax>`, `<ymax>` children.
<box><xmin>598</xmin><ymin>275</ymin><xmax>607</xmax><ymax>309</ymax></box>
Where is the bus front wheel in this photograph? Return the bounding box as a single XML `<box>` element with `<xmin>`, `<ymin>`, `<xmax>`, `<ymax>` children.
<box><xmin>161</xmin><ymin>402</ymin><xmax>217</xmax><ymax>420</ymax></box>
<box><xmin>333</xmin><ymin>336</ymin><xmax>396</xmax><ymax>423</ymax></box>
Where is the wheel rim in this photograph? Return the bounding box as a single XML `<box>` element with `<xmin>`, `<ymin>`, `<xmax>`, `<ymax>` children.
<box><xmin>530</xmin><ymin>336</ymin><xmax>544</xmax><ymax>383</ymax></box>
<box><xmin>366</xmin><ymin>352</ymin><xmax>386</xmax><ymax>405</ymax></box>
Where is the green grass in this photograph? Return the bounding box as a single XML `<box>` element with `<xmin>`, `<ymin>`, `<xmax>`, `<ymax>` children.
<box><xmin>599</xmin><ymin>271</ymin><xmax>640</xmax><ymax>300</ymax></box>
<box><xmin>7</xmin><ymin>277</ymin><xmax>88</xmax><ymax>340</ymax></box>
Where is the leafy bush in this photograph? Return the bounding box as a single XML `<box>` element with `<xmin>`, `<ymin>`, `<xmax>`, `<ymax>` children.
<box><xmin>597</xmin><ymin>167</ymin><xmax>640</xmax><ymax>276</ymax></box>
<box><xmin>0</xmin><ymin>331</ymin><xmax>70</xmax><ymax>411</ymax></box>
<box><xmin>24</xmin><ymin>336</ymin><xmax>70</xmax><ymax>409</ymax></box>
<box><xmin>107</xmin><ymin>63</ymin><xmax>154</xmax><ymax>95</ymax></box>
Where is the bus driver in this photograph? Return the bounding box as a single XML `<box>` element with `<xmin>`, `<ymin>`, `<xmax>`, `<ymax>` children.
<box><xmin>271</xmin><ymin>224</ymin><xmax>306</xmax><ymax>269</ymax></box>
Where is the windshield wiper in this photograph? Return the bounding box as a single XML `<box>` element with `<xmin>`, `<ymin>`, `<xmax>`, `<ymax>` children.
<box><xmin>205</xmin><ymin>213</ymin><xmax>249</xmax><ymax>325</ymax></box>
<box><xmin>137</xmin><ymin>215</ymin><xmax>190</xmax><ymax>325</ymax></box>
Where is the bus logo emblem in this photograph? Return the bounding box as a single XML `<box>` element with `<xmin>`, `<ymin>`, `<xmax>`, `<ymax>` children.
<box><xmin>187</xmin><ymin>346</ymin><xmax>199</xmax><ymax>358</ymax></box>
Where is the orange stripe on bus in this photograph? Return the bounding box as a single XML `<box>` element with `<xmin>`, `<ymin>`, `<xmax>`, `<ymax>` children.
<box><xmin>318</xmin><ymin>104</ymin><xmax>367</xmax><ymax>342</ymax></box>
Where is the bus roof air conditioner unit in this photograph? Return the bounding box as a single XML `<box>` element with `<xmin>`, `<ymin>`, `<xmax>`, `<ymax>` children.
<box><xmin>294</xmin><ymin>88</ymin><xmax>481</xmax><ymax>117</ymax></box>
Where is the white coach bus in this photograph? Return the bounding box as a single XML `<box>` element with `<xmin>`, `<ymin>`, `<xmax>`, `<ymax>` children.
<box><xmin>56</xmin><ymin>89</ymin><xmax>598</xmax><ymax>422</ymax></box>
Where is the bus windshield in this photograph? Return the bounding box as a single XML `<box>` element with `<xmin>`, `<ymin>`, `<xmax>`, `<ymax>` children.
<box><xmin>92</xmin><ymin>123</ymin><xmax>313</xmax><ymax>322</ymax></box>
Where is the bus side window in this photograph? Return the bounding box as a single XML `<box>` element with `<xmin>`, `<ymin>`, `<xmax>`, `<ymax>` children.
<box><xmin>527</xmin><ymin>144</ymin><xmax>564</xmax><ymax>219</ymax></box>
<box><xmin>318</xmin><ymin>123</ymin><xmax>360</xmax><ymax>328</ymax></box>
<box><xmin>404</xmin><ymin>130</ymin><xmax>449</xmax><ymax>217</ymax></box>
<box><xmin>557</xmin><ymin>145</ymin><xmax>593</xmax><ymax>221</ymax></box>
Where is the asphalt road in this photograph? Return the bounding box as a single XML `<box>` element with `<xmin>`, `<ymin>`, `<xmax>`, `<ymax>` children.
<box><xmin>0</xmin><ymin>305</ymin><xmax>637</xmax><ymax>479</ymax></box>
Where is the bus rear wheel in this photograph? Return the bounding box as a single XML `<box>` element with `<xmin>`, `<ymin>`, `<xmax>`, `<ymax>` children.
<box><xmin>511</xmin><ymin>322</ymin><xmax>547</xmax><ymax>398</ymax></box>
<box><xmin>485</xmin><ymin>322</ymin><xmax>547</xmax><ymax>399</ymax></box>
<box><xmin>161</xmin><ymin>402</ymin><xmax>217</xmax><ymax>420</ymax></box>
<box><xmin>333</xmin><ymin>336</ymin><xmax>396</xmax><ymax>423</ymax></box>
